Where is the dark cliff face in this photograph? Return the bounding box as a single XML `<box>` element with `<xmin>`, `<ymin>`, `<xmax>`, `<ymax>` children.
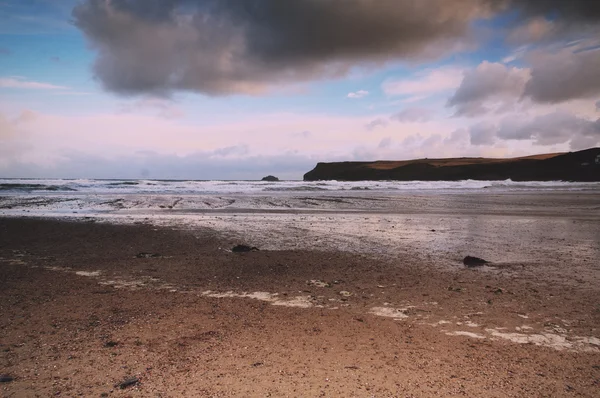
<box><xmin>303</xmin><ymin>148</ymin><xmax>600</xmax><ymax>181</ymax></box>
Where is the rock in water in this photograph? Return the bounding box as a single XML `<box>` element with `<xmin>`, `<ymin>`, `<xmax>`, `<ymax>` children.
<box><xmin>232</xmin><ymin>245</ymin><xmax>259</xmax><ymax>252</ymax></box>
<box><xmin>261</xmin><ymin>175</ymin><xmax>279</xmax><ymax>181</ymax></box>
<box><xmin>463</xmin><ymin>256</ymin><xmax>489</xmax><ymax>266</ymax></box>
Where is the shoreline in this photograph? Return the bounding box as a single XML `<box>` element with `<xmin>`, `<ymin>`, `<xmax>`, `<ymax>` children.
<box><xmin>1</xmin><ymin>217</ymin><xmax>599</xmax><ymax>396</ymax></box>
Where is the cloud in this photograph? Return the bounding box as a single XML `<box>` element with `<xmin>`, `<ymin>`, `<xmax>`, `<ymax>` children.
<box><xmin>0</xmin><ymin>110</ymin><xmax>37</xmax><ymax>139</ymax></box>
<box><xmin>72</xmin><ymin>0</ymin><xmax>500</xmax><ymax>96</ymax></box>
<box><xmin>118</xmin><ymin>97</ymin><xmax>185</xmax><ymax>119</ymax></box>
<box><xmin>391</xmin><ymin>107</ymin><xmax>434</xmax><ymax>122</ymax></box>
<box><xmin>0</xmin><ymin>111</ymin><xmax>36</xmax><ymax>166</ymax></box>
<box><xmin>378</xmin><ymin>137</ymin><xmax>392</xmax><ymax>149</ymax></box>
<box><xmin>511</xmin><ymin>0</ymin><xmax>600</xmax><ymax>24</ymax></box>
<box><xmin>523</xmin><ymin>49</ymin><xmax>600</xmax><ymax>103</ymax></box>
<box><xmin>449</xmin><ymin>49</ymin><xmax>600</xmax><ymax>111</ymax></box>
<box><xmin>444</xmin><ymin>128</ymin><xmax>470</xmax><ymax>145</ymax></box>
<box><xmin>382</xmin><ymin>67</ymin><xmax>464</xmax><ymax>97</ymax></box>
<box><xmin>365</xmin><ymin>118</ymin><xmax>388</xmax><ymax>131</ymax></box>
<box><xmin>460</xmin><ymin>111</ymin><xmax>599</xmax><ymax>150</ymax></box>
<box><xmin>447</xmin><ymin>62</ymin><xmax>530</xmax><ymax>116</ymax></box>
<box><xmin>497</xmin><ymin>111</ymin><xmax>600</xmax><ymax>146</ymax></box>
<box><xmin>596</xmin><ymin>100</ymin><xmax>600</xmax><ymax>110</ymax></box>
<box><xmin>468</xmin><ymin>122</ymin><xmax>496</xmax><ymax>145</ymax></box>
<box><xmin>0</xmin><ymin>77</ymin><xmax>66</xmax><ymax>90</ymax></box>
<box><xmin>507</xmin><ymin>17</ymin><xmax>555</xmax><ymax>44</ymax></box>
<box><xmin>0</xmin><ymin>113</ymin><xmax>13</xmax><ymax>139</ymax></box>
<box><xmin>2</xmin><ymin>149</ymin><xmax>318</xmax><ymax>180</ymax></box>
<box><xmin>290</xmin><ymin>130</ymin><xmax>311</xmax><ymax>139</ymax></box>
<box><xmin>347</xmin><ymin>90</ymin><xmax>369</xmax><ymax>99</ymax></box>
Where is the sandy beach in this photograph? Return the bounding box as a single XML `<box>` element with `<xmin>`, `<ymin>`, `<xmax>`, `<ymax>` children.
<box><xmin>1</xmin><ymin>195</ymin><xmax>600</xmax><ymax>397</ymax></box>
<box><xmin>3</xmin><ymin>0</ymin><xmax>600</xmax><ymax>395</ymax></box>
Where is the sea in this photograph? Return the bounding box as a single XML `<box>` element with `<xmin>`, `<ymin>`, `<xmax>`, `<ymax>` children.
<box><xmin>1</xmin><ymin>178</ymin><xmax>599</xmax><ymax>276</ymax></box>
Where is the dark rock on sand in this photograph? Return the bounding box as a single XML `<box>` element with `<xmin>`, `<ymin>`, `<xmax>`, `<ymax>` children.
<box><xmin>232</xmin><ymin>245</ymin><xmax>259</xmax><ymax>253</ymax></box>
<box><xmin>463</xmin><ymin>256</ymin><xmax>489</xmax><ymax>266</ymax></box>
<box><xmin>117</xmin><ymin>376</ymin><xmax>139</xmax><ymax>389</ymax></box>
<box><xmin>261</xmin><ymin>175</ymin><xmax>279</xmax><ymax>181</ymax></box>
<box><xmin>0</xmin><ymin>375</ymin><xmax>14</xmax><ymax>383</ymax></box>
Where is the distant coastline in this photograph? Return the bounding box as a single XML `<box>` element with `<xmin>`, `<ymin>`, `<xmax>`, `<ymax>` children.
<box><xmin>304</xmin><ymin>147</ymin><xmax>600</xmax><ymax>182</ymax></box>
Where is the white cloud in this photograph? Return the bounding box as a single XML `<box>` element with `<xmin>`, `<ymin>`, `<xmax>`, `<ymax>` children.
<box><xmin>391</xmin><ymin>107</ymin><xmax>434</xmax><ymax>123</ymax></box>
<box><xmin>378</xmin><ymin>137</ymin><xmax>392</xmax><ymax>149</ymax></box>
<box><xmin>365</xmin><ymin>118</ymin><xmax>388</xmax><ymax>130</ymax></box>
<box><xmin>469</xmin><ymin>121</ymin><xmax>497</xmax><ymax>145</ymax></box>
<box><xmin>347</xmin><ymin>90</ymin><xmax>369</xmax><ymax>99</ymax></box>
<box><xmin>458</xmin><ymin>111</ymin><xmax>600</xmax><ymax>150</ymax></box>
<box><xmin>382</xmin><ymin>67</ymin><xmax>463</xmax><ymax>97</ymax></box>
<box><xmin>118</xmin><ymin>97</ymin><xmax>184</xmax><ymax>119</ymax></box>
<box><xmin>447</xmin><ymin>61</ymin><xmax>531</xmax><ymax>116</ymax></box>
<box><xmin>0</xmin><ymin>77</ymin><xmax>66</xmax><ymax>90</ymax></box>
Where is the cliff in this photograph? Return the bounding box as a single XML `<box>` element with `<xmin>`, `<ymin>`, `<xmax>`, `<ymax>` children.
<box><xmin>303</xmin><ymin>148</ymin><xmax>600</xmax><ymax>181</ymax></box>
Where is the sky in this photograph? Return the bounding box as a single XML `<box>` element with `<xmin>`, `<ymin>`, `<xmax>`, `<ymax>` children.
<box><xmin>1</xmin><ymin>0</ymin><xmax>599</xmax><ymax>180</ymax></box>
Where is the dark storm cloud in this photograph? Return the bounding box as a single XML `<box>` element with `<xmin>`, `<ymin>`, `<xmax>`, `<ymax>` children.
<box><xmin>511</xmin><ymin>0</ymin><xmax>600</xmax><ymax>23</ymax></box>
<box><xmin>72</xmin><ymin>0</ymin><xmax>500</xmax><ymax>96</ymax></box>
<box><xmin>72</xmin><ymin>0</ymin><xmax>600</xmax><ymax>97</ymax></box>
<box><xmin>523</xmin><ymin>49</ymin><xmax>600</xmax><ymax>104</ymax></box>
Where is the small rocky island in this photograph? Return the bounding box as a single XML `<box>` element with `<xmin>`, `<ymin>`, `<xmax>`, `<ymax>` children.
<box><xmin>261</xmin><ymin>175</ymin><xmax>279</xmax><ymax>182</ymax></box>
<box><xmin>303</xmin><ymin>147</ymin><xmax>600</xmax><ymax>181</ymax></box>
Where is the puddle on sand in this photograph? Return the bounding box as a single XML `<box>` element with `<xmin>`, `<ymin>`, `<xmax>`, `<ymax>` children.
<box><xmin>201</xmin><ymin>290</ymin><xmax>315</xmax><ymax>308</ymax></box>
<box><xmin>485</xmin><ymin>328</ymin><xmax>600</xmax><ymax>352</ymax></box>
<box><xmin>368</xmin><ymin>306</ymin><xmax>410</xmax><ymax>320</ymax></box>
<box><xmin>446</xmin><ymin>331</ymin><xmax>486</xmax><ymax>339</ymax></box>
<box><xmin>75</xmin><ymin>270</ymin><xmax>101</xmax><ymax>277</ymax></box>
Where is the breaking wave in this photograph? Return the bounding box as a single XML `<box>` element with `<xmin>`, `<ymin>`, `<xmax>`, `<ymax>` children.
<box><xmin>0</xmin><ymin>183</ymin><xmax>76</xmax><ymax>192</ymax></box>
<box><xmin>0</xmin><ymin>178</ymin><xmax>598</xmax><ymax>195</ymax></box>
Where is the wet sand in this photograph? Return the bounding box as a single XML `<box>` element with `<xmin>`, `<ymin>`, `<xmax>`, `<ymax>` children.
<box><xmin>1</xmin><ymin>217</ymin><xmax>599</xmax><ymax>397</ymax></box>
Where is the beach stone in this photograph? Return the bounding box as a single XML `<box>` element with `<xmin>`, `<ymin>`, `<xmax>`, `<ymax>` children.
<box><xmin>463</xmin><ymin>256</ymin><xmax>489</xmax><ymax>266</ymax></box>
<box><xmin>0</xmin><ymin>375</ymin><xmax>14</xmax><ymax>383</ymax></box>
<box><xmin>308</xmin><ymin>279</ymin><xmax>331</xmax><ymax>288</ymax></box>
<box><xmin>117</xmin><ymin>376</ymin><xmax>139</xmax><ymax>389</ymax></box>
<box><xmin>232</xmin><ymin>245</ymin><xmax>259</xmax><ymax>252</ymax></box>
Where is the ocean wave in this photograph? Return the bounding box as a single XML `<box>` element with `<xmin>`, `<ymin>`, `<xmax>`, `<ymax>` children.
<box><xmin>0</xmin><ymin>183</ymin><xmax>76</xmax><ymax>192</ymax></box>
<box><xmin>263</xmin><ymin>186</ymin><xmax>328</xmax><ymax>192</ymax></box>
<box><xmin>1</xmin><ymin>178</ymin><xmax>598</xmax><ymax>195</ymax></box>
<box><xmin>107</xmin><ymin>181</ymin><xmax>139</xmax><ymax>186</ymax></box>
